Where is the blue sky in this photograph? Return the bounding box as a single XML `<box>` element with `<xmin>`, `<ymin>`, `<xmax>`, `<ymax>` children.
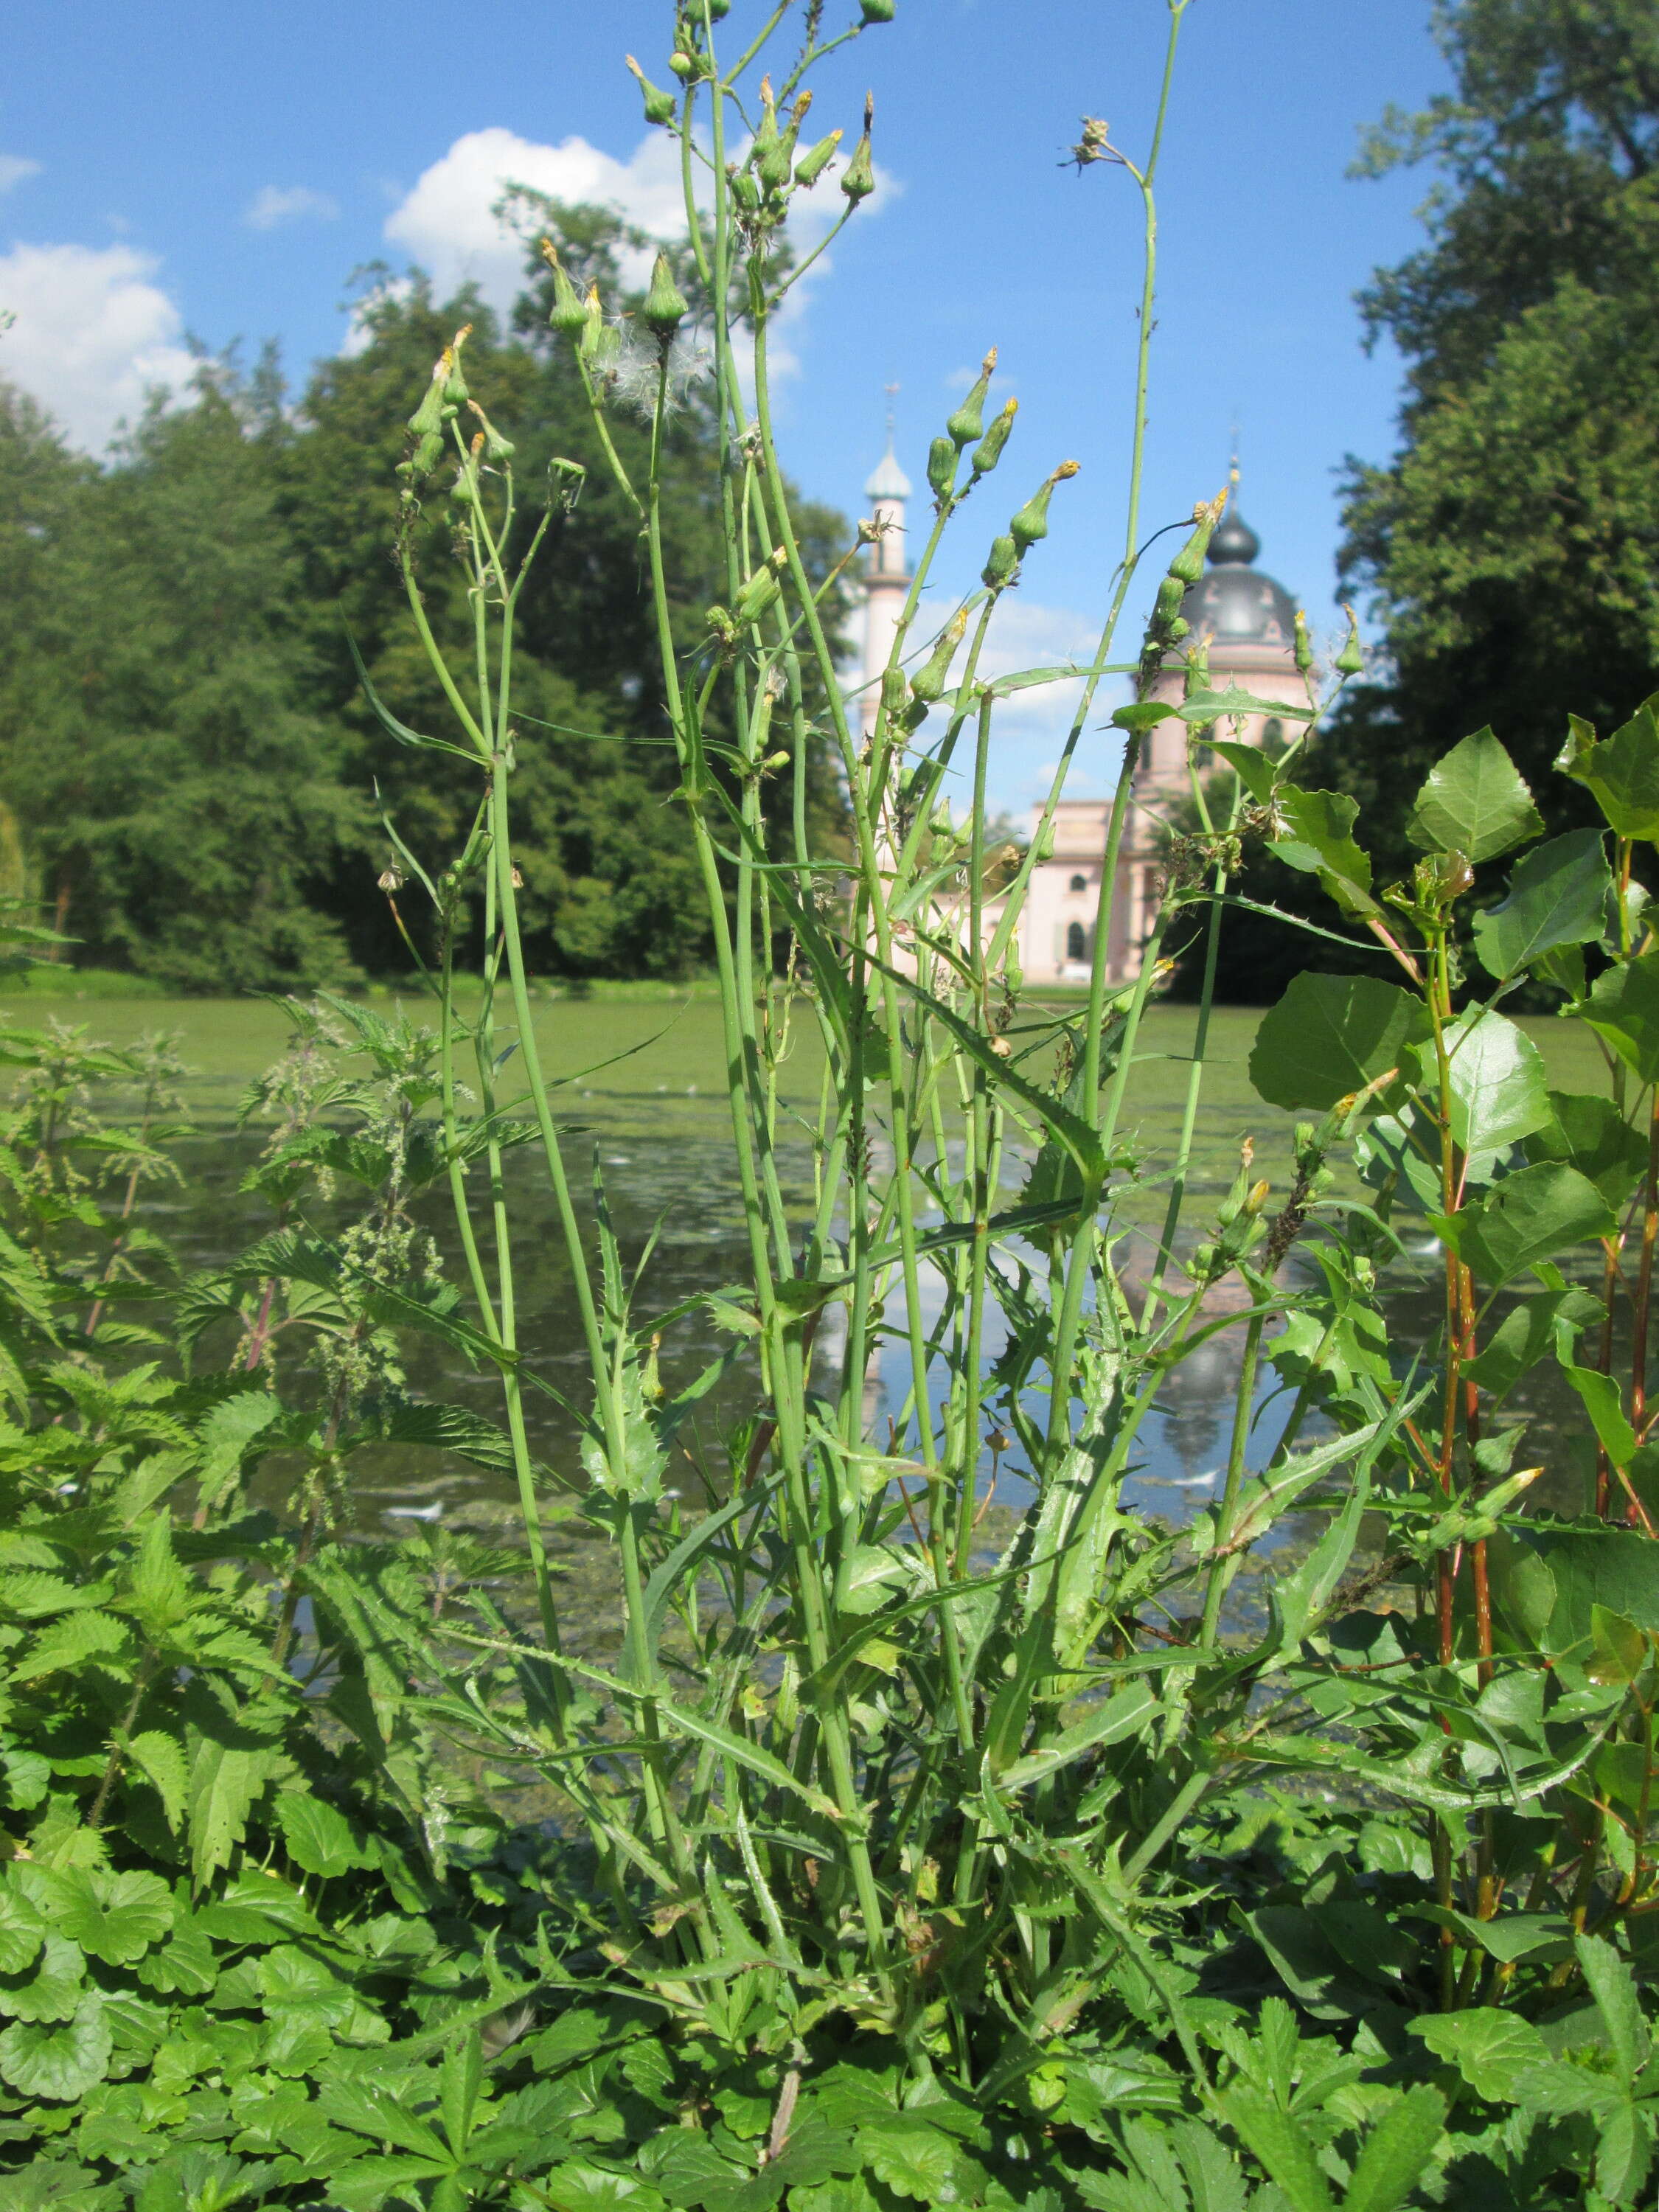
<box><xmin>1</xmin><ymin>0</ymin><xmax>1451</xmax><ymax>817</ymax></box>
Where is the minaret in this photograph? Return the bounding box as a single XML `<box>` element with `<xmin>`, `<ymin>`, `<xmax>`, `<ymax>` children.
<box><xmin>858</xmin><ymin>388</ymin><xmax>912</xmax><ymax>738</ymax></box>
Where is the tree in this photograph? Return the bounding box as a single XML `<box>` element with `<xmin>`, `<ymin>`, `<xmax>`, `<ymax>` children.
<box><xmin>1332</xmin><ymin>0</ymin><xmax>1659</xmax><ymax>869</ymax></box>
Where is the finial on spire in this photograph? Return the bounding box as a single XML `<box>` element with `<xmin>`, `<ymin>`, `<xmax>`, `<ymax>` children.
<box><xmin>864</xmin><ymin>384</ymin><xmax>911</xmax><ymax>502</ymax></box>
<box><xmin>884</xmin><ymin>379</ymin><xmax>900</xmax><ymax>442</ymax></box>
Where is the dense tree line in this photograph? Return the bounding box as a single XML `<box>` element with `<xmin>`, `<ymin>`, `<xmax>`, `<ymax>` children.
<box><xmin>1185</xmin><ymin>0</ymin><xmax>1659</xmax><ymax>1001</ymax></box>
<box><xmin>0</xmin><ymin>210</ymin><xmax>848</xmax><ymax>991</ymax></box>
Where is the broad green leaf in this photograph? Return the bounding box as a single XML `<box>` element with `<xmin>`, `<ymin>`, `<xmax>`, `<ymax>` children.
<box><xmin>1407</xmin><ymin>728</ymin><xmax>1543</xmax><ymax>863</ymax></box>
<box><xmin>535</xmin><ymin>2165</ymin><xmax>668</xmax><ymax>2212</ymax></box>
<box><xmin>1588</xmin><ymin>1606</ymin><xmax>1650</xmax><ymax>1687</ymax></box>
<box><xmin>1583</xmin><ymin>949</ymin><xmax>1659</xmax><ymax>1082</ymax></box>
<box><xmin>859</xmin><ymin>2118</ymin><xmax>968</xmax><ymax>2205</ymax></box>
<box><xmin>1557</xmin><ymin>696</ymin><xmax>1659</xmax><ymax>838</ymax></box>
<box><xmin>1213</xmin><ymin>740</ymin><xmax>1280</xmax><ymax>804</ymax></box>
<box><xmin>1577</xmin><ymin>1932</ymin><xmax>1649</xmax><ymax>2083</ymax></box>
<box><xmin>1439</xmin><ymin>1162</ymin><xmax>1615</xmax><ymax>1285</ymax></box>
<box><xmin>274</xmin><ymin>1792</ymin><xmax>372</xmax><ymax>1880</ymax></box>
<box><xmin>1561</xmin><ymin>1364</ymin><xmax>1638</xmax><ymax>1470</ymax></box>
<box><xmin>1440</xmin><ymin>1010</ymin><xmax>1552</xmax><ymax>1155</ymax></box>
<box><xmin>1110</xmin><ymin>700</ymin><xmax>1178</xmax><ymax>734</ymax></box>
<box><xmin>0</xmin><ymin>1932</ymin><xmax>85</xmax><ymax>2022</ymax></box>
<box><xmin>1464</xmin><ymin>1287</ymin><xmax>1600</xmax><ymax>1400</ymax></box>
<box><xmin>1499</xmin><ymin>1527</ymin><xmax>1659</xmax><ymax>1652</ymax></box>
<box><xmin>38</xmin><ymin>1868</ymin><xmax>171</xmax><ymax>1964</ymax></box>
<box><xmin>1251</xmin><ymin>973</ymin><xmax>1429</xmax><ymax>1111</ymax></box>
<box><xmin>1523</xmin><ymin>1089</ymin><xmax>1649</xmax><ymax>1208</ymax></box>
<box><xmin>1342</xmin><ymin>2086</ymin><xmax>1449</xmax><ymax>2212</ymax></box>
<box><xmin>1472</xmin><ymin>827</ymin><xmax>1611</xmax><ymax>979</ymax></box>
<box><xmin>0</xmin><ymin>1892</ymin><xmax>41</xmax><ymax>1978</ymax></box>
<box><xmin>0</xmin><ymin>1992</ymin><xmax>111</xmax><ymax>2101</ymax></box>
<box><xmin>1270</xmin><ymin>787</ymin><xmax>1377</xmax><ymax>915</ymax></box>
<box><xmin>1412</xmin><ymin>2008</ymin><xmax>1547</xmax><ymax>2100</ymax></box>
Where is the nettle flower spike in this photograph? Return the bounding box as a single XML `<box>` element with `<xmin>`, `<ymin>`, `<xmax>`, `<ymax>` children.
<box><xmin>642</xmin><ymin>252</ymin><xmax>689</xmax><ymax>341</ymax></box>
<box><xmin>841</xmin><ymin>96</ymin><xmax>876</xmax><ymax>203</ymax></box>
<box><xmin>947</xmin><ymin>349</ymin><xmax>997</xmax><ymax>450</ymax></box>
<box><xmin>625</xmin><ymin>54</ymin><xmax>678</xmax><ymax>127</ymax></box>
<box><xmin>1009</xmin><ymin>460</ymin><xmax>1080</xmax><ymax>553</ymax></box>
<box><xmin>541</xmin><ymin>243</ymin><xmax>587</xmax><ymax>337</ymax></box>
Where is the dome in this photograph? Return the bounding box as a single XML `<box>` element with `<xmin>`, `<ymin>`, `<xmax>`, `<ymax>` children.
<box><xmin>864</xmin><ymin>437</ymin><xmax>911</xmax><ymax>503</ymax></box>
<box><xmin>1178</xmin><ymin>505</ymin><xmax>1297</xmax><ymax>647</ymax></box>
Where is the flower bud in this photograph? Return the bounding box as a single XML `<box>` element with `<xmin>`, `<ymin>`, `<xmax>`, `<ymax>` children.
<box><xmin>407</xmin><ymin>356</ymin><xmax>448</xmax><ymax>439</ymax></box>
<box><xmin>413</xmin><ymin>431</ymin><xmax>444</xmax><ymax>476</ymax></box>
<box><xmin>378</xmin><ymin>868</ymin><xmax>405</xmax><ymax>893</ymax></box>
<box><xmin>752</xmin><ymin>78</ymin><xmax>792</xmax><ymax>195</ymax></box>
<box><xmin>541</xmin><ymin>243</ymin><xmax>587</xmax><ymax>335</ymax></box>
<box><xmin>927</xmin><ymin>436</ymin><xmax>957</xmax><ymax>504</ymax></box>
<box><xmin>1153</xmin><ymin>575</ymin><xmax>1185</xmax><ymax>626</ymax></box>
<box><xmin>1167</xmin><ymin>501</ymin><xmax>1219</xmax><ymax>584</ymax></box>
<box><xmin>946</xmin><ymin>349</ymin><xmax>996</xmax><ymax>449</ymax></box>
<box><xmin>841</xmin><ymin>97</ymin><xmax>876</xmax><ymax>203</ymax></box>
<box><xmin>442</xmin><ymin>327</ymin><xmax>472</xmax><ymax>407</ymax></box>
<box><xmin>1335</xmin><ymin>603</ymin><xmax>1364</xmax><ymax>678</ymax></box>
<box><xmin>625</xmin><ymin>55</ymin><xmax>678</xmax><ymax>127</ymax></box>
<box><xmin>879</xmin><ymin>663</ymin><xmax>908</xmax><ymax>719</ymax></box>
<box><xmin>730</xmin><ymin>165</ymin><xmax>762</xmax><ymax>214</ymax></box>
<box><xmin>1293</xmin><ymin>608</ymin><xmax>1313</xmax><ymax>675</ymax></box>
<box><xmin>642</xmin><ymin>251</ymin><xmax>689</xmax><ymax>339</ymax></box>
<box><xmin>468</xmin><ymin>403</ymin><xmax>515</xmax><ymax>462</ymax></box>
<box><xmin>578</xmin><ymin>284</ymin><xmax>605</xmax><ymax>361</ymax></box>
<box><xmin>668</xmin><ymin>49</ymin><xmax>695</xmax><ymax>80</ymax></box>
<box><xmin>861</xmin><ymin>0</ymin><xmax>896</xmax><ymax>18</ymax></box>
<box><xmin>734</xmin><ymin>548</ymin><xmax>788</xmax><ymax>627</ymax></box>
<box><xmin>981</xmin><ymin>534</ymin><xmax>1018</xmax><ymax>588</ymax></box>
<box><xmin>1009</xmin><ymin>460</ymin><xmax>1079</xmax><ymax>553</ymax></box>
<box><xmin>795</xmin><ymin>128</ymin><xmax>843</xmax><ymax>187</ymax></box>
<box><xmin>971</xmin><ymin>397</ymin><xmax>1018</xmax><ymax>477</ymax></box>
<box><xmin>911</xmin><ymin>609</ymin><xmax>969</xmax><ymax>706</ymax></box>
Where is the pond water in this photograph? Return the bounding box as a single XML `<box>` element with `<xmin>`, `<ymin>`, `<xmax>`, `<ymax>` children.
<box><xmin>14</xmin><ymin>987</ymin><xmax>1613</xmax><ymax>1550</ymax></box>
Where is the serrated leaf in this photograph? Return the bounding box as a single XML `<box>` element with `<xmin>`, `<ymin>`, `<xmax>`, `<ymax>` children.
<box><xmin>38</xmin><ymin>1867</ymin><xmax>172</xmax><ymax>1964</ymax></box>
<box><xmin>1407</xmin><ymin>728</ymin><xmax>1543</xmax><ymax>863</ymax></box>
<box><xmin>186</xmin><ymin>1721</ymin><xmax>279</xmax><ymax>1889</ymax></box>
<box><xmin>11</xmin><ymin>1607</ymin><xmax>130</xmax><ymax>1680</ymax></box>
<box><xmin>126</xmin><ymin>1728</ymin><xmax>189</xmax><ymax>1831</ymax></box>
<box><xmin>1583</xmin><ymin>949</ymin><xmax>1659</xmax><ymax>1082</ymax></box>
<box><xmin>1412</xmin><ymin>2006</ymin><xmax>1547</xmax><ymax>2099</ymax></box>
<box><xmin>1217</xmin><ymin>2087</ymin><xmax>1333</xmax><ymax>2211</ymax></box>
<box><xmin>0</xmin><ymin>1991</ymin><xmax>110</xmax><ymax>2100</ymax></box>
<box><xmin>1270</xmin><ymin>787</ymin><xmax>1377</xmax><ymax>915</ymax></box>
<box><xmin>1250</xmin><ymin>973</ymin><xmax>1430</xmax><ymax>1111</ymax></box>
<box><xmin>1342</xmin><ymin>2086</ymin><xmax>1448</xmax><ymax>2212</ymax></box>
<box><xmin>275</xmin><ymin>1792</ymin><xmax>372</xmax><ymax>1880</ymax></box>
<box><xmin>1576</xmin><ymin>1931</ymin><xmax>1649</xmax><ymax>2083</ymax></box>
<box><xmin>1472</xmin><ymin>828</ymin><xmax>1610</xmax><ymax>979</ymax></box>
<box><xmin>0</xmin><ymin>1890</ymin><xmax>41</xmax><ymax>1976</ymax></box>
<box><xmin>1439</xmin><ymin>1162</ymin><xmax>1615</xmax><ymax>1286</ymax></box>
<box><xmin>0</xmin><ymin>1932</ymin><xmax>84</xmax><ymax>2022</ymax></box>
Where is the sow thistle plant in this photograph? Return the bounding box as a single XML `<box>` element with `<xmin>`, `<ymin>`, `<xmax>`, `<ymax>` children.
<box><xmin>8</xmin><ymin>3</ymin><xmax>1659</xmax><ymax>2208</ymax></box>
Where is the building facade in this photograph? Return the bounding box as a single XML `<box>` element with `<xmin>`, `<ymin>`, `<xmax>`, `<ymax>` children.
<box><xmin>852</xmin><ymin>445</ymin><xmax>1306</xmax><ymax>987</ymax></box>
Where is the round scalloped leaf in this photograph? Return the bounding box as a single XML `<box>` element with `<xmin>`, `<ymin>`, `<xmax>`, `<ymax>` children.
<box><xmin>44</xmin><ymin>1868</ymin><xmax>173</xmax><ymax>1965</ymax></box>
<box><xmin>0</xmin><ymin>1933</ymin><xmax>85</xmax><ymax>2023</ymax></box>
<box><xmin>0</xmin><ymin>1889</ymin><xmax>43</xmax><ymax>1977</ymax></box>
<box><xmin>0</xmin><ymin>1992</ymin><xmax>111</xmax><ymax>2101</ymax></box>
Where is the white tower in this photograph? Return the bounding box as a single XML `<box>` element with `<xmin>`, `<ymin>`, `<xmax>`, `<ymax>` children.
<box><xmin>858</xmin><ymin>392</ymin><xmax>912</xmax><ymax>737</ymax></box>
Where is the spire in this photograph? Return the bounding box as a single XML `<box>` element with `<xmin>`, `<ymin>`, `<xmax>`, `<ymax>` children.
<box><xmin>864</xmin><ymin>380</ymin><xmax>911</xmax><ymax>501</ymax></box>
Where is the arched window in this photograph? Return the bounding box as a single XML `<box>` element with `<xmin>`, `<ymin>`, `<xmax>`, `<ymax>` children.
<box><xmin>1068</xmin><ymin>873</ymin><xmax>1088</xmax><ymax>893</ymax></box>
<box><xmin>1065</xmin><ymin>921</ymin><xmax>1088</xmax><ymax>962</ymax></box>
<box><xmin>1262</xmin><ymin>717</ymin><xmax>1284</xmax><ymax>748</ymax></box>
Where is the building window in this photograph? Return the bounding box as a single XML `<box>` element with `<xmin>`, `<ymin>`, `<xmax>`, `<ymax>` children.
<box><xmin>1262</xmin><ymin>717</ymin><xmax>1284</xmax><ymax>748</ymax></box>
<box><xmin>1068</xmin><ymin>873</ymin><xmax>1087</xmax><ymax>893</ymax></box>
<box><xmin>1066</xmin><ymin>921</ymin><xmax>1087</xmax><ymax>962</ymax></box>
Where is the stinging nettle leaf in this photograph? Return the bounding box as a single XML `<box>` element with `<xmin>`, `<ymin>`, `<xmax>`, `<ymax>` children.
<box><xmin>1407</xmin><ymin>727</ymin><xmax>1543</xmax><ymax>864</ymax></box>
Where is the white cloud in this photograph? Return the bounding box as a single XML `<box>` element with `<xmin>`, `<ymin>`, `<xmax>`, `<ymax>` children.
<box><xmin>0</xmin><ymin>241</ymin><xmax>196</xmax><ymax>448</ymax></box>
<box><xmin>379</xmin><ymin>125</ymin><xmax>897</xmax><ymax>380</ymax></box>
<box><xmin>0</xmin><ymin>156</ymin><xmax>40</xmax><ymax>196</ymax></box>
<box><xmin>245</xmin><ymin>184</ymin><xmax>338</xmax><ymax>231</ymax></box>
<box><xmin>383</xmin><ymin>127</ymin><xmax>686</xmax><ymax>311</ymax></box>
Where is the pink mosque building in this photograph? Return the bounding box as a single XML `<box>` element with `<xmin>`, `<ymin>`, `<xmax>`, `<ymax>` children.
<box><xmin>854</xmin><ymin>435</ymin><xmax>1307</xmax><ymax>986</ymax></box>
